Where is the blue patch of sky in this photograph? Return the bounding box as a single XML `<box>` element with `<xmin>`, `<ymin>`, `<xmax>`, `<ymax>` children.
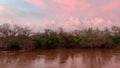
<box><xmin>0</xmin><ymin>0</ymin><xmax>54</xmax><ymax>23</ymax></box>
<box><xmin>0</xmin><ymin>0</ymin><xmax>42</xmax><ymax>13</ymax></box>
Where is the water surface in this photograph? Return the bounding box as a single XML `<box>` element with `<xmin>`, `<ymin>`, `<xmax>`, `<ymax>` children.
<box><xmin>0</xmin><ymin>49</ymin><xmax>120</xmax><ymax>68</ymax></box>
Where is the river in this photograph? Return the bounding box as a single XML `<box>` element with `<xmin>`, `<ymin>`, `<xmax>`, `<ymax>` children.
<box><xmin>0</xmin><ymin>48</ymin><xmax>120</xmax><ymax>68</ymax></box>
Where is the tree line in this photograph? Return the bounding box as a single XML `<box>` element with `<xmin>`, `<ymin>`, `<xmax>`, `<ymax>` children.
<box><xmin>0</xmin><ymin>24</ymin><xmax>120</xmax><ymax>51</ymax></box>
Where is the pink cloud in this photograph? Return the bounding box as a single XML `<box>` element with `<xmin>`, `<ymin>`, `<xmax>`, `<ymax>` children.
<box><xmin>25</xmin><ymin>0</ymin><xmax>91</xmax><ymax>18</ymax></box>
<box><xmin>26</xmin><ymin>17</ymin><xmax>119</xmax><ymax>32</ymax></box>
<box><xmin>102</xmin><ymin>0</ymin><xmax>120</xmax><ymax>11</ymax></box>
<box><xmin>25</xmin><ymin>0</ymin><xmax>91</xmax><ymax>11</ymax></box>
<box><xmin>55</xmin><ymin>0</ymin><xmax>79</xmax><ymax>11</ymax></box>
<box><xmin>0</xmin><ymin>6</ymin><xmax>4</xmax><ymax>10</ymax></box>
<box><xmin>0</xmin><ymin>6</ymin><xmax>9</xmax><ymax>21</ymax></box>
<box><xmin>0</xmin><ymin>5</ymin><xmax>24</xmax><ymax>25</ymax></box>
<box><xmin>106</xmin><ymin>13</ymin><xmax>119</xmax><ymax>21</ymax></box>
<box><xmin>84</xmin><ymin>18</ymin><xmax>114</xmax><ymax>29</ymax></box>
<box><xmin>99</xmin><ymin>0</ymin><xmax>120</xmax><ymax>23</ymax></box>
<box><xmin>53</xmin><ymin>0</ymin><xmax>91</xmax><ymax>13</ymax></box>
<box><xmin>0</xmin><ymin>6</ymin><xmax>7</xmax><ymax>11</ymax></box>
<box><xmin>53</xmin><ymin>0</ymin><xmax>92</xmax><ymax>20</ymax></box>
<box><xmin>1</xmin><ymin>0</ymin><xmax>120</xmax><ymax>31</ymax></box>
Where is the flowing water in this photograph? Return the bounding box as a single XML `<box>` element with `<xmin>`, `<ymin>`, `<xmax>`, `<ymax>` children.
<box><xmin>0</xmin><ymin>49</ymin><xmax>120</xmax><ymax>68</ymax></box>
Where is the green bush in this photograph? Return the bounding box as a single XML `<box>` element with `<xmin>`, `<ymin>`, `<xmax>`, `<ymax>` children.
<box><xmin>0</xmin><ymin>24</ymin><xmax>120</xmax><ymax>50</ymax></box>
<box><xmin>110</xmin><ymin>36</ymin><xmax>120</xmax><ymax>45</ymax></box>
<box><xmin>34</xmin><ymin>36</ymin><xmax>61</xmax><ymax>49</ymax></box>
<box><xmin>79</xmin><ymin>28</ymin><xmax>113</xmax><ymax>48</ymax></box>
<box><xmin>61</xmin><ymin>35</ymin><xmax>81</xmax><ymax>48</ymax></box>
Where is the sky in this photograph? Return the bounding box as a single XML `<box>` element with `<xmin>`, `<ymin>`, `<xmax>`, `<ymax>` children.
<box><xmin>0</xmin><ymin>0</ymin><xmax>120</xmax><ymax>31</ymax></box>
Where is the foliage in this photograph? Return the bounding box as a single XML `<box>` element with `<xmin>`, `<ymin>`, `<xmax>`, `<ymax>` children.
<box><xmin>0</xmin><ymin>24</ymin><xmax>120</xmax><ymax>51</ymax></box>
<box><xmin>60</xmin><ymin>34</ymin><xmax>81</xmax><ymax>48</ymax></box>
<box><xmin>110</xmin><ymin>36</ymin><xmax>120</xmax><ymax>45</ymax></box>
<box><xmin>34</xmin><ymin>36</ymin><xmax>61</xmax><ymax>49</ymax></box>
<box><xmin>9</xmin><ymin>39</ymin><xmax>21</xmax><ymax>50</ymax></box>
<box><xmin>80</xmin><ymin>28</ymin><xmax>113</xmax><ymax>48</ymax></box>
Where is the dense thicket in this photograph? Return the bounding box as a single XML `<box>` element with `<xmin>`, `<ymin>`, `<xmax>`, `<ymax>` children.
<box><xmin>0</xmin><ymin>24</ymin><xmax>120</xmax><ymax>50</ymax></box>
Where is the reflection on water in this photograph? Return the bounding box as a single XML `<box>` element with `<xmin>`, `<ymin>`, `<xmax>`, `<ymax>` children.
<box><xmin>0</xmin><ymin>49</ymin><xmax>120</xmax><ymax>68</ymax></box>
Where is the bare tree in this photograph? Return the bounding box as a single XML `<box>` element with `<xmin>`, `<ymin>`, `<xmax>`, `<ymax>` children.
<box><xmin>0</xmin><ymin>24</ymin><xmax>34</xmax><ymax>50</ymax></box>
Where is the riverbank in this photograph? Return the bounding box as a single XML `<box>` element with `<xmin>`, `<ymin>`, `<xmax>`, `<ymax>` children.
<box><xmin>0</xmin><ymin>45</ymin><xmax>120</xmax><ymax>52</ymax></box>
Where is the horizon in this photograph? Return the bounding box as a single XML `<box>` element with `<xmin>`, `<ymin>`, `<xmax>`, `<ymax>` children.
<box><xmin>0</xmin><ymin>0</ymin><xmax>120</xmax><ymax>31</ymax></box>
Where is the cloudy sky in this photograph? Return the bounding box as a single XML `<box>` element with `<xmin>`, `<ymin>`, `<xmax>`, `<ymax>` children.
<box><xmin>0</xmin><ymin>0</ymin><xmax>120</xmax><ymax>31</ymax></box>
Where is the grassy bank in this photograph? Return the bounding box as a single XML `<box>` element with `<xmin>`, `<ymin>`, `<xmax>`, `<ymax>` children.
<box><xmin>0</xmin><ymin>24</ymin><xmax>120</xmax><ymax>51</ymax></box>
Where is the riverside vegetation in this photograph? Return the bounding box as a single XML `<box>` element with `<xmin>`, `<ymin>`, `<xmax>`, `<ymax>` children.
<box><xmin>0</xmin><ymin>24</ymin><xmax>120</xmax><ymax>51</ymax></box>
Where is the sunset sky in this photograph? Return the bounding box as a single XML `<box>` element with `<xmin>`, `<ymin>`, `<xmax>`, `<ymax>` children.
<box><xmin>0</xmin><ymin>0</ymin><xmax>120</xmax><ymax>31</ymax></box>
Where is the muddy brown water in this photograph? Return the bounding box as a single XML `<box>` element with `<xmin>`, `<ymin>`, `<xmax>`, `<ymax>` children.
<box><xmin>0</xmin><ymin>48</ymin><xmax>120</xmax><ymax>68</ymax></box>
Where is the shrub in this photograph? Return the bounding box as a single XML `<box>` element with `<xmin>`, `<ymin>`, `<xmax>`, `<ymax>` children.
<box><xmin>0</xmin><ymin>24</ymin><xmax>120</xmax><ymax>50</ymax></box>
<box><xmin>60</xmin><ymin>34</ymin><xmax>81</xmax><ymax>48</ymax></box>
<box><xmin>110</xmin><ymin>36</ymin><xmax>120</xmax><ymax>45</ymax></box>
<box><xmin>9</xmin><ymin>39</ymin><xmax>21</xmax><ymax>50</ymax></box>
<box><xmin>0</xmin><ymin>24</ymin><xmax>34</xmax><ymax>50</ymax></box>
<box><xmin>80</xmin><ymin>28</ymin><xmax>113</xmax><ymax>48</ymax></box>
<box><xmin>34</xmin><ymin>36</ymin><xmax>61</xmax><ymax>49</ymax></box>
